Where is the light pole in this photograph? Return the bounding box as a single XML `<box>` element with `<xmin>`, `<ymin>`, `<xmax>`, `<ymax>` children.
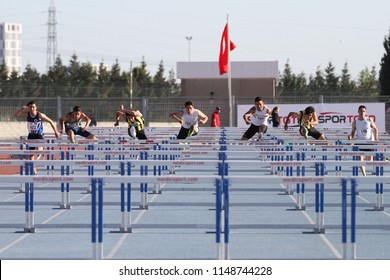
<box><xmin>129</xmin><ymin>61</ymin><xmax>133</xmax><ymax>108</ymax></box>
<box><xmin>185</xmin><ymin>36</ymin><xmax>192</xmax><ymax>61</ymax></box>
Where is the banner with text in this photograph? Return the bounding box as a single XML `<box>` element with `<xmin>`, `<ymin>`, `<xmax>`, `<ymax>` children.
<box><xmin>237</xmin><ymin>103</ymin><xmax>385</xmax><ymax>132</ymax></box>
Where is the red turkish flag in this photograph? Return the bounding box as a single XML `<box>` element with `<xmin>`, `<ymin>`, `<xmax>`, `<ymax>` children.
<box><xmin>219</xmin><ymin>23</ymin><xmax>236</xmax><ymax>75</ymax></box>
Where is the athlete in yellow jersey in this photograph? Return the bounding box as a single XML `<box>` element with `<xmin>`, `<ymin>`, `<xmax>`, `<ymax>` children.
<box><xmin>115</xmin><ymin>104</ymin><xmax>147</xmax><ymax>140</ymax></box>
<box><xmin>284</xmin><ymin>106</ymin><xmax>326</xmax><ymax>140</ymax></box>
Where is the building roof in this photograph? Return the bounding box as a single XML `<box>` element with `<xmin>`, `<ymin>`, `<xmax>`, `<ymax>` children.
<box><xmin>177</xmin><ymin>61</ymin><xmax>278</xmax><ymax>79</ymax></box>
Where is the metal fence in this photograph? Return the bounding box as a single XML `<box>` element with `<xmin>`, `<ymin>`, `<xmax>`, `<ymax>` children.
<box><xmin>2</xmin><ymin>95</ymin><xmax>390</xmax><ymax>130</ymax></box>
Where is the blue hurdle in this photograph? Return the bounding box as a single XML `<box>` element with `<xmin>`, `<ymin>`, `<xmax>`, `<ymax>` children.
<box><xmin>374</xmin><ymin>153</ymin><xmax>385</xmax><ymax>211</ymax></box>
<box><xmin>314</xmin><ymin>162</ymin><xmax>325</xmax><ymax>233</ymax></box>
<box><xmin>215</xmin><ymin>178</ymin><xmax>229</xmax><ymax>260</ymax></box>
<box><xmin>24</xmin><ymin>162</ymin><xmax>35</xmax><ymax>233</ymax></box>
<box><xmin>120</xmin><ymin>162</ymin><xmax>132</xmax><ymax>233</ymax></box>
<box><xmin>91</xmin><ymin>178</ymin><xmax>104</xmax><ymax>260</ymax></box>
<box><xmin>342</xmin><ymin>178</ymin><xmax>357</xmax><ymax>260</ymax></box>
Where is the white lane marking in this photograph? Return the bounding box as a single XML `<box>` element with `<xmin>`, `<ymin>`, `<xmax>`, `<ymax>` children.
<box><xmin>0</xmin><ymin>192</ymin><xmax>90</xmax><ymax>253</ymax></box>
<box><xmin>0</xmin><ymin>234</ymin><xmax>30</xmax><ymax>253</ymax></box>
<box><xmin>283</xmin><ymin>184</ymin><xmax>342</xmax><ymax>259</ymax></box>
<box><xmin>105</xmin><ymin>184</ymin><xmax>166</xmax><ymax>259</ymax></box>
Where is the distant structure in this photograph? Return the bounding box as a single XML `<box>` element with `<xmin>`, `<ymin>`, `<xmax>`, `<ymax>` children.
<box><xmin>177</xmin><ymin>61</ymin><xmax>278</xmax><ymax>98</ymax></box>
<box><xmin>0</xmin><ymin>22</ymin><xmax>23</xmax><ymax>75</ymax></box>
<box><xmin>46</xmin><ymin>0</ymin><xmax>58</xmax><ymax>73</ymax></box>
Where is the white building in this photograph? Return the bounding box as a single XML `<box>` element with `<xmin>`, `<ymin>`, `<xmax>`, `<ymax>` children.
<box><xmin>0</xmin><ymin>23</ymin><xmax>22</xmax><ymax>75</ymax></box>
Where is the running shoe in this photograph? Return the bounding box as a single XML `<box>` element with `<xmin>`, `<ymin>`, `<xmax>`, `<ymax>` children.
<box><xmin>300</xmin><ymin>127</ymin><xmax>309</xmax><ymax>139</ymax></box>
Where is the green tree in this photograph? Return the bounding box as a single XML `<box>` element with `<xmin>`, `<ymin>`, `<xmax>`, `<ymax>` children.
<box><xmin>47</xmin><ymin>55</ymin><xmax>70</xmax><ymax>97</ymax></box>
<box><xmin>78</xmin><ymin>61</ymin><xmax>98</xmax><ymax>97</ymax></box>
<box><xmin>152</xmin><ymin>60</ymin><xmax>168</xmax><ymax>96</ymax></box>
<box><xmin>22</xmin><ymin>64</ymin><xmax>41</xmax><ymax>97</ymax></box>
<box><xmin>9</xmin><ymin>70</ymin><xmax>19</xmax><ymax>81</ymax></box>
<box><xmin>132</xmin><ymin>58</ymin><xmax>152</xmax><ymax>96</ymax></box>
<box><xmin>357</xmin><ymin>66</ymin><xmax>378</xmax><ymax>95</ymax></box>
<box><xmin>324</xmin><ymin>62</ymin><xmax>339</xmax><ymax>95</ymax></box>
<box><xmin>167</xmin><ymin>68</ymin><xmax>180</xmax><ymax>96</ymax></box>
<box><xmin>0</xmin><ymin>60</ymin><xmax>10</xmax><ymax>96</ymax></box>
<box><xmin>48</xmin><ymin>55</ymin><xmax>68</xmax><ymax>82</ymax></box>
<box><xmin>78</xmin><ymin>61</ymin><xmax>97</xmax><ymax>83</ymax></box>
<box><xmin>369</xmin><ymin>66</ymin><xmax>379</xmax><ymax>94</ymax></box>
<box><xmin>110</xmin><ymin>59</ymin><xmax>122</xmax><ymax>83</ymax></box>
<box><xmin>109</xmin><ymin>59</ymin><xmax>128</xmax><ymax>97</ymax></box>
<box><xmin>96</xmin><ymin>61</ymin><xmax>111</xmax><ymax>97</ymax></box>
<box><xmin>0</xmin><ymin>59</ymin><xmax>8</xmax><ymax>81</ymax></box>
<box><xmin>277</xmin><ymin>60</ymin><xmax>296</xmax><ymax>96</ymax></box>
<box><xmin>379</xmin><ymin>27</ymin><xmax>390</xmax><ymax>96</ymax></box>
<box><xmin>68</xmin><ymin>54</ymin><xmax>82</xmax><ymax>96</ymax></box>
<box><xmin>308</xmin><ymin>66</ymin><xmax>325</xmax><ymax>95</ymax></box>
<box><xmin>295</xmin><ymin>72</ymin><xmax>309</xmax><ymax>96</ymax></box>
<box><xmin>339</xmin><ymin>62</ymin><xmax>355</xmax><ymax>95</ymax></box>
<box><xmin>97</xmin><ymin>61</ymin><xmax>110</xmax><ymax>83</ymax></box>
<box><xmin>8</xmin><ymin>70</ymin><xmax>22</xmax><ymax>97</ymax></box>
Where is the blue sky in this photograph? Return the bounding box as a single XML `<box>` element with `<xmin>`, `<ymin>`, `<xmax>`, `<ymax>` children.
<box><xmin>2</xmin><ymin>0</ymin><xmax>390</xmax><ymax>80</ymax></box>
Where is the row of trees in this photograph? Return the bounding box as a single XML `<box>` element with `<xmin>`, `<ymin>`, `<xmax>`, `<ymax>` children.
<box><xmin>0</xmin><ymin>55</ymin><xmax>181</xmax><ymax>98</ymax></box>
<box><xmin>276</xmin><ymin>61</ymin><xmax>379</xmax><ymax>96</ymax></box>
<box><xmin>1</xmin><ymin>28</ymin><xmax>389</xmax><ymax>98</ymax></box>
<box><xmin>380</xmin><ymin>28</ymin><xmax>390</xmax><ymax>96</ymax></box>
<box><xmin>277</xmin><ymin>28</ymin><xmax>390</xmax><ymax>97</ymax></box>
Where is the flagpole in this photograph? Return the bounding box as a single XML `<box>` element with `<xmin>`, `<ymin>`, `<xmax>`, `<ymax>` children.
<box><xmin>227</xmin><ymin>14</ymin><xmax>233</xmax><ymax>127</ymax></box>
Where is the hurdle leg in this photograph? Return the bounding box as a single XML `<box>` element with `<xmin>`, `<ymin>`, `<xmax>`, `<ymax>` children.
<box><xmin>144</xmin><ymin>183</ymin><xmax>149</xmax><ymax>209</ymax></box>
<box><xmin>139</xmin><ymin>183</ymin><xmax>145</xmax><ymax>209</ymax></box>
<box><xmin>91</xmin><ymin>178</ymin><xmax>104</xmax><ymax>259</ymax></box>
<box><xmin>29</xmin><ymin>182</ymin><xmax>35</xmax><ymax>232</ymax></box>
<box><xmin>284</xmin><ymin>166</ymin><xmax>293</xmax><ymax>195</ymax></box>
<box><xmin>379</xmin><ymin>183</ymin><xmax>384</xmax><ymax>211</ymax></box>
<box><xmin>19</xmin><ymin>183</ymin><xmax>25</xmax><ymax>193</ymax></box>
<box><xmin>97</xmin><ymin>178</ymin><xmax>104</xmax><ymax>259</ymax></box>
<box><xmin>120</xmin><ymin>183</ymin><xmax>126</xmax><ymax>232</ymax></box>
<box><xmin>285</xmin><ymin>183</ymin><xmax>293</xmax><ymax>195</ymax></box>
<box><xmin>300</xmin><ymin>167</ymin><xmax>307</xmax><ymax>210</ymax></box>
<box><xmin>295</xmin><ymin>184</ymin><xmax>303</xmax><ymax>210</ymax></box>
<box><xmin>139</xmin><ymin>183</ymin><xmax>149</xmax><ymax>209</ymax></box>
<box><xmin>66</xmin><ymin>183</ymin><xmax>71</xmax><ymax>209</ymax></box>
<box><xmin>342</xmin><ymin>179</ymin><xmax>347</xmax><ymax>259</ymax></box>
<box><xmin>215</xmin><ymin>179</ymin><xmax>223</xmax><ymax>260</ymax></box>
<box><xmin>19</xmin><ymin>143</ymin><xmax>25</xmax><ymax>193</ymax></box>
<box><xmin>126</xmin><ymin>163</ymin><xmax>133</xmax><ymax>232</ymax></box>
<box><xmin>153</xmin><ymin>182</ymin><xmax>162</xmax><ymax>194</ymax></box>
<box><xmin>127</xmin><ymin>183</ymin><xmax>132</xmax><ymax>233</ymax></box>
<box><xmin>26</xmin><ymin>182</ymin><xmax>35</xmax><ymax>233</ymax></box>
<box><xmin>87</xmin><ymin>183</ymin><xmax>92</xmax><ymax>194</ymax></box>
<box><xmin>300</xmin><ymin>183</ymin><xmax>306</xmax><ymax>210</ymax></box>
<box><xmin>92</xmin><ymin>178</ymin><xmax>97</xmax><ymax>259</ymax></box>
<box><xmin>24</xmin><ymin>183</ymin><xmax>31</xmax><ymax>232</ymax></box>
<box><xmin>24</xmin><ymin>162</ymin><xmax>35</xmax><ymax>233</ymax></box>
<box><xmin>314</xmin><ymin>183</ymin><xmax>320</xmax><ymax>233</ymax></box>
<box><xmin>374</xmin><ymin>183</ymin><xmax>384</xmax><ymax>211</ymax></box>
<box><xmin>319</xmin><ymin>183</ymin><xmax>325</xmax><ymax>233</ymax></box>
<box><xmin>60</xmin><ymin>182</ymin><xmax>66</xmax><ymax>209</ymax></box>
<box><xmin>351</xmin><ymin>179</ymin><xmax>357</xmax><ymax>260</ymax></box>
<box><xmin>223</xmin><ymin>178</ymin><xmax>230</xmax><ymax>260</ymax></box>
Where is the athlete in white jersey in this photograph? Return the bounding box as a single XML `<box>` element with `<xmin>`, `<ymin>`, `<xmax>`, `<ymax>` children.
<box><xmin>241</xmin><ymin>96</ymin><xmax>272</xmax><ymax>140</ymax></box>
<box><xmin>348</xmin><ymin>105</ymin><xmax>378</xmax><ymax>176</ymax></box>
<box><xmin>182</xmin><ymin>108</ymin><xmax>200</xmax><ymax>129</ymax></box>
<box><xmin>170</xmin><ymin>101</ymin><xmax>208</xmax><ymax>139</ymax></box>
<box><xmin>355</xmin><ymin>118</ymin><xmax>374</xmax><ymax>140</ymax></box>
